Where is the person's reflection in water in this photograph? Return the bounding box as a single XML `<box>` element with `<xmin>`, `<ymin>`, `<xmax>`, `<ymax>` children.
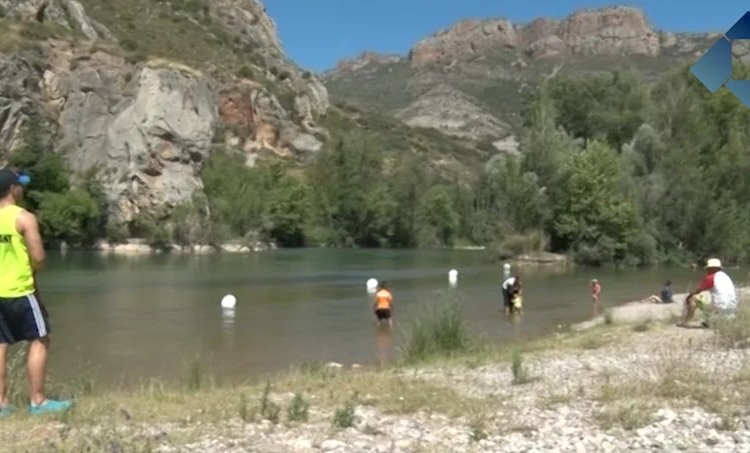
<box><xmin>375</xmin><ymin>325</ymin><xmax>392</xmax><ymax>365</ymax></box>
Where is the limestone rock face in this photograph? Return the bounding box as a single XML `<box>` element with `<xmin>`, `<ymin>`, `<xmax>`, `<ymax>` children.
<box><xmin>57</xmin><ymin>63</ymin><xmax>218</xmax><ymax>222</ymax></box>
<box><xmin>0</xmin><ymin>0</ymin><xmax>115</xmax><ymax>41</ymax></box>
<box><xmin>408</xmin><ymin>6</ymin><xmax>661</xmax><ymax>64</ymax></box>
<box><xmin>0</xmin><ymin>0</ymin><xmax>332</xmax><ymax>226</ymax></box>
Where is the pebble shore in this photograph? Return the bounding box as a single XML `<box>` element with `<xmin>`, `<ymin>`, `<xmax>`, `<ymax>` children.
<box><xmin>7</xmin><ymin>297</ymin><xmax>750</xmax><ymax>453</ymax></box>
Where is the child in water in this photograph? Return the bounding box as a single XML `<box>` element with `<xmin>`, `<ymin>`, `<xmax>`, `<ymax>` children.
<box><xmin>509</xmin><ymin>283</ymin><xmax>523</xmax><ymax>315</ymax></box>
<box><xmin>511</xmin><ymin>293</ymin><xmax>523</xmax><ymax>314</ymax></box>
<box><xmin>591</xmin><ymin>279</ymin><xmax>602</xmax><ymax>315</ymax></box>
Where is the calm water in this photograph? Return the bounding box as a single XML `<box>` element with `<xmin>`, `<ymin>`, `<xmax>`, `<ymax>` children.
<box><xmin>25</xmin><ymin>249</ymin><xmax>739</xmax><ymax>386</ymax></box>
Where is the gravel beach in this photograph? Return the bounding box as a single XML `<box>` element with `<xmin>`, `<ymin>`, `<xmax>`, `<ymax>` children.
<box><xmin>5</xmin><ymin>293</ymin><xmax>750</xmax><ymax>453</ymax></box>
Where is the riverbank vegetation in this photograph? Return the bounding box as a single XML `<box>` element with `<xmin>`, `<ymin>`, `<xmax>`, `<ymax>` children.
<box><xmin>4</xmin><ymin>298</ymin><xmax>750</xmax><ymax>452</ymax></box>
<box><xmin>15</xmin><ymin>63</ymin><xmax>750</xmax><ymax>266</ymax></box>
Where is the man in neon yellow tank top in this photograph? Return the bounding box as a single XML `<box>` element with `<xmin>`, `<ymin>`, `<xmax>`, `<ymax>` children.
<box><xmin>0</xmin><ymin>169</ymin><xmax>71</xmax><ymax>416</ymax></box>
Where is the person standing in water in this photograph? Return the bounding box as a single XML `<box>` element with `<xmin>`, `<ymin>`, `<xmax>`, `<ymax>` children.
<box><xmin>591</xmin><ymin>279</ymin><xmax>602</xmax><ymax>315</ymax></box>
<box><xmin>502</xmin><ymin>275</ymin><xmax>521</xmax><ymax>316</ymax></box>
<box><xmin>0</xmin><ymin>169</ymin><xmax>72</xmax><ymax>416</ymax></box>
<box><xmin>373</xmin><ymin>282</ymin><xmax>394</xmax><ymax>327</ymax></box>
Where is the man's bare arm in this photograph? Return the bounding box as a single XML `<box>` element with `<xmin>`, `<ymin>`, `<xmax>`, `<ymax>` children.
<box><xmin>17</xmin><ymin>210</ymin><xmax>45</xmax><ymax>272</ymax></box>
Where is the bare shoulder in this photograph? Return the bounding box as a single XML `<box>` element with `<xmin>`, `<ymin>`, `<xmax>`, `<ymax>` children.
<box><xmin>15</xmin><ymin>209</ymin><xmax>38</xmax><ymax>231</ymax></box>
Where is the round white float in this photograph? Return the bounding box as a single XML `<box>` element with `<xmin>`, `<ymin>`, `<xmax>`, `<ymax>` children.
<box><xmin>366</xmin><ymin>278</ymin><xmax>378</xmax><ymax>290</ymax></box>
<box><xmin>221</xmin><ymin>294</ymin><xmax>237</xmax><ymax>309</ymax></box>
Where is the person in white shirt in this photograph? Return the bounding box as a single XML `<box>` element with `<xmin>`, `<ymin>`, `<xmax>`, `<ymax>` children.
<box><xmin>502</xmin><ymin>275</ymin><xmax>522</xmax><ymax>316</ymax></box>
<box><xmin>681</xmin><ymin>258</ymin><xmax>737</xmax><ymax>327</ymax></box>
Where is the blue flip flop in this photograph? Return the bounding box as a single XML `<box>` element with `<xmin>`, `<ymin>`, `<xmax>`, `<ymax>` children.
<box><xmin>29</xmin><ymin>399</ymin><xmax>73</xmax><ymax>415</ymax></box>
<box><xmin>0</xmin><ymin>405</ymin><xmax>15</xmax><ymax>417</ymax></box>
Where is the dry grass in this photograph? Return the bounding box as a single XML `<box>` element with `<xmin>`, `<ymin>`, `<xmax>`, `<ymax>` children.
<box><xmin>581</xmin><ymin>334</ymin><xmax>750</xmax><ymax>431</ymax></box>
<box><xmin>713</xmin><ymin>303</ymin><xmax>750</xmax><ymax>348</ymax></box>
<box><xmin>1</xmin><ymin>358</ymin><xmax>492</xmax><ymax>451</ymax></box>
<box><xmin>145</xmin><ymin>58</ymin><xmax>205</xmax><ymax>77</ymax></box>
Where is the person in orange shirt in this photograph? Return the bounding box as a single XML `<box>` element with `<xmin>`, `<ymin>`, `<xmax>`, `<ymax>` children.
<box><xmin>373</xmin><ymin>282</ymin><xmax>394</xmax><ymax>327</ymax></box>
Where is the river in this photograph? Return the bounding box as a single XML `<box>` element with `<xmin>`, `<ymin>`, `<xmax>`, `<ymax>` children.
<box><xmin>27</xmin><ymin>249</ymin><xmax>733</xmax><ymax>386</ymax></box>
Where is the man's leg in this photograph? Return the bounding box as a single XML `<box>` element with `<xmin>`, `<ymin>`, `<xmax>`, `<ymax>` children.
<box><xmin>0</xmin><ymin>343</ymin><xmax>8</xmax><ymax>408</ymax></box>
<box><xmin>0</xmin><ymin>299</ymin><xmax>17</xmax><ymax>414</ymax></box>
<box><xmin>19</xmin><ymin>293</ymin><xmax>71</xmax><ymax>413</ymax></box>
<box><xmin>682</xmin><ymin>296</ymin><xmax>697</xmax><ymax>325</ymax></box>
<box><xmin>27</xmin><ymin>337</ymin><xmax>49</xmax><ymax>406</ymax></box>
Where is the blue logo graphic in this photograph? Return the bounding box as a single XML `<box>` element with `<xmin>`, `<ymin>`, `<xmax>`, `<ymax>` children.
<box><xmin>691</xmin><ymin>11</ymin><xmax>750</xmax><ymax>107</ymax></box>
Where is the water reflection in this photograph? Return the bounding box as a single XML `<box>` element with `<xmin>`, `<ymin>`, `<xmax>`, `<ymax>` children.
<box><xmin>221</xmin><ymin>308</ymin><xmax>235</xmax><ymax>328</ymax></box>
<box><xmin>375</xmin><ymin>325</ymin><xmax>393</xmax><ymax>364</ymax></box>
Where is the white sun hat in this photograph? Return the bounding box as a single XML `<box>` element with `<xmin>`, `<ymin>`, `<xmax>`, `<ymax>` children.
<box><xmin>705</xmin><ymin>258</ymin><xmax>722</xmax><ymax>269</ymax></box>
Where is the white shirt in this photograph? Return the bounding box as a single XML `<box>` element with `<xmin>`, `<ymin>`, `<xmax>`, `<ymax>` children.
<box><xmin>710</xmin><ymin>271</ymin><xmax>737</xmax><ymax>310</ymax></box>
<box><xmin>502</xmin><ymin>277</ymin><xmax>516</xmax><ymax>291</ymax></box>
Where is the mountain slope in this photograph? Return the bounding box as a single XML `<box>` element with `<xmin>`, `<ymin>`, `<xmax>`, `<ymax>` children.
<box><xmin>323</xmin><ymin>6</ymin><xmax>720</xmax><ymax>142</ymax></box>
<box><xmin>0</xmin><ymin>0</ymin><xmax>482</xmax><ymax>232</ymax></box>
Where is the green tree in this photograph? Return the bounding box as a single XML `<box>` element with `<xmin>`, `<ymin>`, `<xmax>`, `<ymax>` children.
<box><xmin>37</xmin><ymin>189</ymin><xmax>101</xmax><ymax>246</ymax></box>
<box><xmin>8</xmin><ymin>116</ymin><xmax>69</xmax><ymax>210</ymax></box>
<box><xmin>416</xmin><ymin>185</ymin><xmax>459</xmax><ymax>247</ymax></box>
<box><xmin>258</xmin><ymin>162</ymin><xmax>309</xmax><ymax>247</ymax></box>
<box><xmin>551</xmin><ymin>141</ymin><xmax>645</xmax><ymax>265</ymax></box>
<box><xmin>306</xmin><ymin>138</ymin><xmax>381</xmax><ymax>246</ymax></box>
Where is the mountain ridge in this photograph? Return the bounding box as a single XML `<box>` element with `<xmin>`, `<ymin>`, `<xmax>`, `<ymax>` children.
<box><xmin>323</xmin><ymin>5</ymin><xmax>723</xmax><ymax>142</ymax></box>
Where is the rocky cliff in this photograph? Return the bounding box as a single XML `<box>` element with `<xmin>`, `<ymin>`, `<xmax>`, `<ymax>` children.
<box><xmin>324</xmin><ymin>6</ymin><xmax>719</xmax><ymax>142</ymax></box>
<box><xmin>0</xmin><ymin>0</ymin><xmax>331</xmax><ymax>225</ymax></box>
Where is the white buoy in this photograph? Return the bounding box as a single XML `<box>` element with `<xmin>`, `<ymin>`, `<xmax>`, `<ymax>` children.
<box><xmin>366</xmin><ymin>278</ymin><xmax>378</xmax><ymax>291</ymax></box>
<box><xmin>448</xmin><ymin>269</ymin><xmax>458</xmax><ymax>282</ymax></box>
<box><xmin>221</xmin><ymin>294</ymin><xmax>237</xmax><ymax>309</ymax></box>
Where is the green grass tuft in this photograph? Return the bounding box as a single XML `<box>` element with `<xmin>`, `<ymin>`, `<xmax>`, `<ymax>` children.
<box><xmin>400</xmin><ymin>294</ymin><xmax>476</xmax><ymax>364</ymax></box>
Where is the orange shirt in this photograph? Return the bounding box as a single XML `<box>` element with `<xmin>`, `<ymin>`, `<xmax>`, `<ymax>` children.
<box><xmin>375</xmin><ymin>289</ymin><xmax>393</xmax><ymax>310</ymax></box>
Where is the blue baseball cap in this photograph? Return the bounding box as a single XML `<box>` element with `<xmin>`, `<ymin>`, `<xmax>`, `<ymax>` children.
<box><xmin>0</xmin><ymin>168</ymin><xmax>31</xmax><ymax>192</ymax></box>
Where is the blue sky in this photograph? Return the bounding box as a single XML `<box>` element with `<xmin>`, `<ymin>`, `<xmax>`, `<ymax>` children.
<box><xmin>261</xmin><ymin>0</ymin><xmax>748</xmax><ymax>72</ymax></box>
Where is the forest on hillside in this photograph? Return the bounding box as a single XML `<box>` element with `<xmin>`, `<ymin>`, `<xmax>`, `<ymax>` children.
<box><xmin>13</xmin><ymin>63</ymin><xmax>750</xmax><ymax>267</ymax></box>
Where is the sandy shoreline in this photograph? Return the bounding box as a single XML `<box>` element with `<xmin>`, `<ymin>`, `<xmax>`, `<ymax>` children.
<box><xmin>572</xmin><ymin>287</ymin><xmax>750</xmax><ymax>331</ymax></box>
<box><xmin>5</xmin><ymin>290</ymin><xmax>750</xmax><ymax>452</ymax></box>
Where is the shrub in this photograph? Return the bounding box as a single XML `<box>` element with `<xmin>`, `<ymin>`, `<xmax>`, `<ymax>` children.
<box><xmin>400</xmin><ymin>294</ymin><xmax>475</xmax><ymax>363</ymax></box>
<box><xmin>287</xmin><ymin>393</ymin><xmax>309</xmax><ymax>422</ymax></box>
<box><xmin>332</xmin><ymin>394</ymin><xmax>357</xmax><ymax>428</ymax></box>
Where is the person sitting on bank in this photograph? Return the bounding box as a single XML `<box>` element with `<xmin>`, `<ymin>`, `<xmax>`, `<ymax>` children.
<box><xmin>680</xmin><ymin>258</ymin><xmax>737</xmax><ymax>328</ymax></box>
<box><xmin>373</xmin><ymin>282</ymin><xmax>394</xmax><ymax>327</ymax></box>
<box><xmin>644</xmin><ymin>281</ymin><xmax>673</xmax><ymax>304</ymax></box>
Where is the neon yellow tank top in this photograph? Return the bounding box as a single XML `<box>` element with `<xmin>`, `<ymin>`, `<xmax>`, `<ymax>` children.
<box><xmin>0</xmin><ymin>205</ymin><xmax>35</xmax><ymax>297</ymax></box>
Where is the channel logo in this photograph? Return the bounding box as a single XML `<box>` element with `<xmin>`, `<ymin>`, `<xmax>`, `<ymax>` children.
<box><xmin>690</xmin><ymin>11</ymin><xmax>750</xmax><ymax>107</ymax></box>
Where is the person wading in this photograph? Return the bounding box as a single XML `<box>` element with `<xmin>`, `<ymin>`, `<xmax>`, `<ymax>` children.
<box><xmin>373</xmin><ymin>282</ymin><xmax>394</xmax><ymax>327</ymax></box>
<box><xmin>0</xmin><ymin>169</ymin><xmax>72</xmax><ymax>416</ymax></box>
<box><xmin>591</xmin><ymin>279</ymin><xmax>602</xmax><ymax>316</ymax></box>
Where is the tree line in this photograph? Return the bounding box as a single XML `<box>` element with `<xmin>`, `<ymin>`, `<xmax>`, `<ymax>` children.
<box><xmin>9</xmin><ymin>63</ymin><xmax>750</xmax><ymax>266</ymax></box>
